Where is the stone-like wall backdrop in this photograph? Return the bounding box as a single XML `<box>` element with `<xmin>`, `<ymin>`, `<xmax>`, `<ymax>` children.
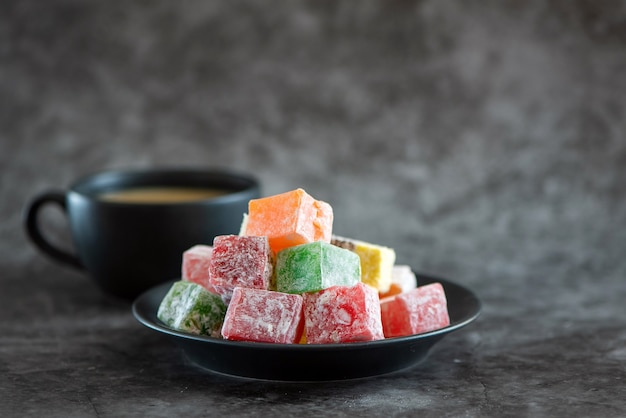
<box><xmin>2</xmin><ymin>0</ymin><xmax>625</xmax><ymax>293</ymax></box>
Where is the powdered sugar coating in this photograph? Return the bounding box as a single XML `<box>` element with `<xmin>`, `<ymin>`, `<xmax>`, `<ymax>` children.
<box><xmin>244</xmin><ymin>188</ymin><xmax>334</xmax><ymax>253</ymax></box>
<box><xmin>275</xmin><ymin>241</ymin><xmax>361</xmax><ymax>294</ymax></box>
<box><xmin>182</xmin><ymin>245</ymin><xmax>214</xmax><ymax>291</ymax></box>
<box><xmin>380</xmin><ymin>282</ymin><xmax>450</xmax><ymax>338</ymax></box>
<box><xmin>209</xmin><ymin>235</ymin><xmax>274</xmax><ymax>303</ymax></box>
<box><xmin>303</xmin><ymin>282</ymin><xmax>384</xmax><ymax>344</ymax></box>
<box><xmin>221</xmin><ymin>287</ymin><xmax>304</xmax><ymax>343</ymax></box>
<box><xmin>157</xmin><ymin>280</ymin><xmax>227</xmax><ymax>338</ymax></box>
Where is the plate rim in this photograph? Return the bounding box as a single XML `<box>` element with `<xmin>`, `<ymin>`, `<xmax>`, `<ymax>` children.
<box><xmin>132</xmin><ymin>272</ymin><xmax>482</xmax><ymax>351</ymax></box>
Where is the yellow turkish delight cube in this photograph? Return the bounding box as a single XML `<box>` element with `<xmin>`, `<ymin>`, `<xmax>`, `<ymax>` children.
<box><xmin>331</xmin><ymin>235</ymin><xmax>396</xmax><ymax>293</ymax></box>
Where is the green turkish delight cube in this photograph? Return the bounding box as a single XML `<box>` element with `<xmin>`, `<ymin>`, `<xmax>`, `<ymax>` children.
<box><xmin>157</xmin><ymin>280</ymin><xmax>227</xmax><ymax>337</ymax></box>
<box><xmin>275</xmin><ymin>241</ymin><xmax>361</xmax><ymax>294</ymax></box>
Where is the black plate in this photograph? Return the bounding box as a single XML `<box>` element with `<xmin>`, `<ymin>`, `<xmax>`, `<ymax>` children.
<box><xmin>132</xmin><ymin>272</ymin><xmax>481</xmax><ymax>381</ymax></box>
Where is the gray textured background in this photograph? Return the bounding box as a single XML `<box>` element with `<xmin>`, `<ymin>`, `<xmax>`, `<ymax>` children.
<box><xmin>2</xmin><ymin>1</ymin><xmax>626</xmax><ymax>416</ymax></box>
<box><xmin>4</xmin><ymin>0</ymin><xmax>625</xmax><ymax>276</ymax></box>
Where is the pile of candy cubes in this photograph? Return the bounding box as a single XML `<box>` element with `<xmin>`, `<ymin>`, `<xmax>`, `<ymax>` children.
<box><xmin>157</xmin><ymin>188</ymin><xmax>450</xmax><ymax>344</ymax></box>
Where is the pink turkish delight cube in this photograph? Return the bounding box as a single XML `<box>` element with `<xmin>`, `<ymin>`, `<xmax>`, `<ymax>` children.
<box><xmin>182</xmin><ymin>245</ymin><xmax>214</xmax><ymax>291</ymax></box>
<box><xmin>380</xmin><ymin>282</ymin><xmax>450</xmax><ymax>338</ymax></box>
<box><xmin>221</xmin><ymin>287</ymin><xmax>304</xmax><ymax>344</ymax></box>
<box><xmin>208</xmin><ymin>235</ymin><xmax>273</xmax><ymax>303</ymax></box>
<box><xmin>303</xmin><ymin>282</ymin><xmax>384</xmax><ymax>344</ymax></box>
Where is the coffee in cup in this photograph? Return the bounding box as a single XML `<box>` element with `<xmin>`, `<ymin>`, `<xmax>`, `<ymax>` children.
<box><xmin>24</xmin><ymin>168</ymin><xmax>261</xmax><ymax>300</ymax></box>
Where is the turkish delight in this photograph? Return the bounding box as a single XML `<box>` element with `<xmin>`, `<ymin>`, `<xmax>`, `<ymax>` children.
<box><xmin>208</xmin><ymin>235</ymin><xmax>274</xmax><ymax>303</ymax></box>
<box><xmin>331</xmin><ymin>235</ymin><xmax>396</xmax><ymax>293</ymax></box>
<box><xmin>275</xmin><ymin>241</ymin><xmax>361</xmax><ymax>294</ymax></box>
<box><xmin>158</xmin><ymin>186</ymin><xmax>454</xmax><ymax>345</ymax></box>
<box><xmin>303</xmin><ymin>282</ymin><xmax>384</xmax><ymax>344</ymax></box>
<box><xmin>221</xmin><ymin>287</ymin><xmax>304</xmax><ymax>344</ymax></box>
<box><xmin>242</xmin><ymin>188</ymin><xmax>333</xmax><ymax>253</ymax></box>
<box><xmin>181</xmin><ymin>245</ymin><xmax>214</xmax><ymax>291</ymax></box>
<box><xmin>380</xmin><ymin>282</ymin><xmax>450</xmax><ymax>338</ymax></box>
<box><xmin>157</xmin><ymin>280</ymin><xmax>227</xmax><ymax>337</ymax></box>
<box><xmin>379</xmin><ymin>264</ymin><xmax>418</xmax><ymax>298</ymax></box>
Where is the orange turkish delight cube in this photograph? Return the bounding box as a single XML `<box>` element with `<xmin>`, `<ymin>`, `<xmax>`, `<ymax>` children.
<box><xmin>242</xmin><ymin>188</ymin><xmax>333</xmax><ymax>253</ymax></box>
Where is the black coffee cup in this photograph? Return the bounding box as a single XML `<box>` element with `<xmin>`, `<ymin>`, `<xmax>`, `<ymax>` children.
<box><xmin>24</xmin><ymin>168</ymin><xmax>261</xmax><ymax>300</ymax></box>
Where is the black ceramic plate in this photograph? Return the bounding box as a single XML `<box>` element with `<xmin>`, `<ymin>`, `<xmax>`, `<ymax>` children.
<box><xmin>132</xmin><ymin>272</ymin><xmax>481</xmax><ymax>381</ymax></box>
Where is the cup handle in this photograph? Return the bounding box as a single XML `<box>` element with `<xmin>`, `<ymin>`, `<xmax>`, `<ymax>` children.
<box><xmin>24</xmin><ymin>191</ymin><xmax>84</xmax><ymax>270</ymax></box>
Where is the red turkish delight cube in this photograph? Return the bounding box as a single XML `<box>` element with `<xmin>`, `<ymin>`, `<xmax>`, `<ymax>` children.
<box><xmin>221</xmin><ymin>287</ymin><xmax>304</xmax><ymax>344</ymax></box>
<box><xmin>303</xmin><ymin>282</ymin><xmax>384</xmax><ymax>344</ymax></box>
<box><xmin>380</xmin><ymin>282</ymin><xmax>450</xmax><ymax>338</ymax></box>
<box><xmin>208</xmin><ymin>235</ymin><xmax>274</xmax><ymax>303</ymax></box>
<box><xmin>182</xmin><ymin>245</ymin><xmax>214</xmax><ymax>291</ymax></box>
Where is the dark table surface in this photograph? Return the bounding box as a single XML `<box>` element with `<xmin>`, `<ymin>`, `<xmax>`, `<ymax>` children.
<box><xmin>2</xmin><ymin>1</ymin><xmax>626</xmax><ymax>417</ymax></box>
